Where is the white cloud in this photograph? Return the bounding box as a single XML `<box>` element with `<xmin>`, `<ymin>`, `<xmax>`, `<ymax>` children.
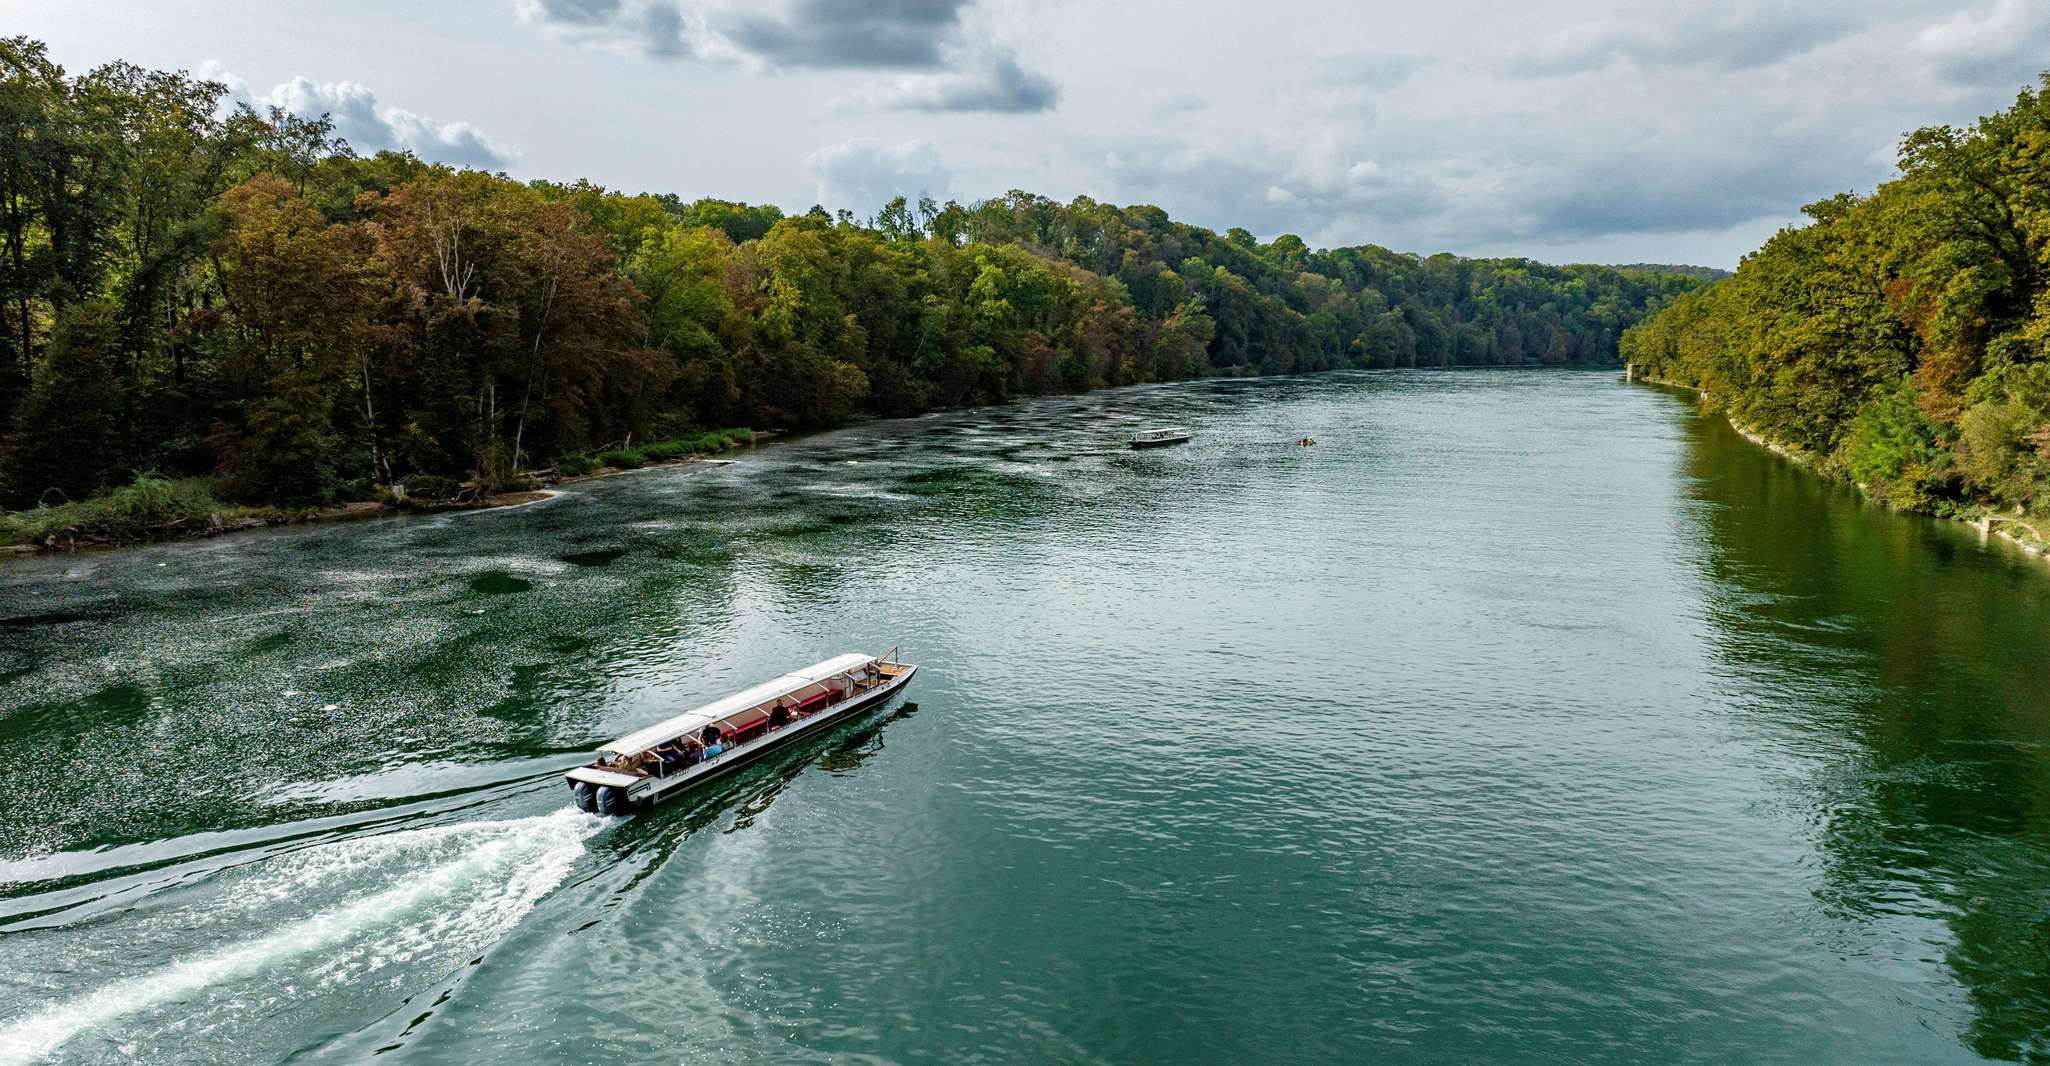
<box><xmin>199</xmin><ymin>62</ymin><xmax>518</xmax><ymax>170</ymax></box>
<box><xmin>1915</xmin><ymin>0</ymin><xmax>2050</xmax><ymax>90</ymax></box>
<box><xmin>803</xmin><ymin>138</ymin><xmax>952</xmax><ymax>214</ymax></box>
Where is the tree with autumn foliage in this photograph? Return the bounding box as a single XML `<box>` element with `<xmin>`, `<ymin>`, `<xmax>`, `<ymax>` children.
<box><xmin>0</xmin><ymin>37</ymin><xmax>1701</xmax><ymax>520</ymax></box>
<box><xmin>1622</xmin><ymin>75</ymin><xmax>2050</xmax><ymax>519</ymax></box>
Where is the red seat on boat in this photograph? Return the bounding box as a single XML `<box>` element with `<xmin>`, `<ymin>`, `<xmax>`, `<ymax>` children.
<box><xmin>719</xmin><ymin>707</ymin><xmax>769</xmax><ymax>742</ymax></box>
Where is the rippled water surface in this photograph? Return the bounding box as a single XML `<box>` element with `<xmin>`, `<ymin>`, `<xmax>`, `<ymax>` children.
<box><xmin>2</xmin><ymin>370</ymin><xmax>2048</xmax><ymax>1064</ymax></box>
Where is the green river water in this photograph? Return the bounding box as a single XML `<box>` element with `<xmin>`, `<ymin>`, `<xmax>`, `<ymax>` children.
<box><xmin>0</xmin><ymin>369</ymin><xmax>2047</xmax><ymax>1063</ymax></box>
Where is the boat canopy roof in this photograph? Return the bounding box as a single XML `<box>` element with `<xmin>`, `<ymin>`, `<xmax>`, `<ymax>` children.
<box><xmin>602</xmin><ymin>652</ymin><xmax>875</xmax><ymax>756</ymax></box>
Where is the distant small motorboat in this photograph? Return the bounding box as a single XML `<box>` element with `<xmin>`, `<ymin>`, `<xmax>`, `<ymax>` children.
<box><xmin>1297</xmin><ymin>437</ymin><xmax>1317</xmax><ymax>447</ymax></box>
<box><xmin>1130</xmin><ymin>428</ymin><xmax>1192</xmax><ymax>449</ymax></box>
<box><xmin>566</xmin><ymin>650</ymin><xmax>917</xmax><ymax>816</ymax></box>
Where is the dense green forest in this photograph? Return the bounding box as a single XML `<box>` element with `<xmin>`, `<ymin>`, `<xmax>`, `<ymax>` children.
<box><xmin>0</xmin><ymin>37</ymin><xmax>1699</xmax><ymax>524</ymax></box>
<box><xmin>1614</xmin><ymin>264</ymin><xmax>1732</xmax><ymax>282</ymax></box>
<box><xmin>1622</xmin><ymin>76</ymin><xmax>2050</xmax><ymax>526</ymax></box>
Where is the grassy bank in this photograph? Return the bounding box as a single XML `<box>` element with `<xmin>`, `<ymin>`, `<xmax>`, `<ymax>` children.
<box><xmin>1</xmin><ymin>475</ymin><xmax>283</xmax><ymax>549</ymax></box>
<box><xmin>4</xmin><ymin>428</ymin><xmax>759</xmax><ymax>552</ymax></box>
<box><xmin>558</xmin><ymin>428</ymin><xmax>756</xmax><ymax>476</ymax></box>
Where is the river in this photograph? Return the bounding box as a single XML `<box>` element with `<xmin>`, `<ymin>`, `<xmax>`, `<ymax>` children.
<box><xmin>1</xmin><ymin>369</ymin><xmax>2046</xmax><ymax>1064</ymax></box>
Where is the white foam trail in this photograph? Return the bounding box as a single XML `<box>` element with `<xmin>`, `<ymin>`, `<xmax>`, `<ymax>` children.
<box><xmin>0</xmin><ymin>810</ymin><xmax>596</xmax><ymax>1065</ymax></box>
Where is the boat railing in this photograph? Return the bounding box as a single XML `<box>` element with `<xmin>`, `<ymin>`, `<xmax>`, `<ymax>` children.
<box><xmin>635</xmin><ymin>668</ymin><xmax>880</xmax><ymax>781</ymax></box>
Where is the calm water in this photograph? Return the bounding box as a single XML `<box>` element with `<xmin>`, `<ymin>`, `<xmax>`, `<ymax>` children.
<box><xmin>1</xmin><ymin>370</ymin><xmax>2047</xmax><ymax>1064</ymax></box>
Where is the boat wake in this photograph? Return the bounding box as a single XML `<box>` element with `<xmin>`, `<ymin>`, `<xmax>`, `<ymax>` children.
<box><xmin>0</xmin><ymin>810</ymin><xmax>596</xmax><ymax>1065</ymax></box>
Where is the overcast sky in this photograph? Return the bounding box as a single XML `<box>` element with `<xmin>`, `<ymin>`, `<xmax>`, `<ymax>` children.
<box><xmin>9</xmin><ymin>0</ymin><xmax>2048</xmax><ymax>266</ymax></box>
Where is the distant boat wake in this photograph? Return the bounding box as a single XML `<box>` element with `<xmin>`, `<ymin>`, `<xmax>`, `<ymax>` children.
<box><xmin>0</xmin><ymin>810</ymin><xmax>595</xmax><ymax>1065</ymax></box>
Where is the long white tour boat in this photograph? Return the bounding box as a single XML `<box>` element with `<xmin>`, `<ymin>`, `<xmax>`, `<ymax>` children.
<box><xmin>566</xmin><ymin>650</ymin><xmax>917</xmax><ymax>815</ymax></box>
<box><xmin>1129</xmin><ymin>427</ymin><xmax>1192</xmax><ymax>449</ymax></box>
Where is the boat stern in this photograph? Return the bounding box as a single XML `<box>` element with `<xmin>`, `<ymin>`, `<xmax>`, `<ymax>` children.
<box><xmin>566</xmin><ymin>765</ymin><xmax>643</xmax><ymax>815</ymax></box>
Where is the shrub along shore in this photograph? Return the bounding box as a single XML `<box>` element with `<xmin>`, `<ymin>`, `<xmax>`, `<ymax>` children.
<box><xmin>3</xmin><ymin>429</ymin><xmax>755</xmax><ymax>552</ymax></box>
<box><xmin>1631</xmin><ymin>373</ymin><xmax>2050</xmax><ymax>565</ymax></box>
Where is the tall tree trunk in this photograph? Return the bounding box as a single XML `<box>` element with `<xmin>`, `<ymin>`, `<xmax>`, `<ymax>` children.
<box><xmin>360</xmin><ymin>355</ymin><xmax>383</xmax><ymax>485</ymax></box>
<box><xmin>511</xmin><ymin>274</ymin><xmax>558</xmax><ymax>473</ymax></box>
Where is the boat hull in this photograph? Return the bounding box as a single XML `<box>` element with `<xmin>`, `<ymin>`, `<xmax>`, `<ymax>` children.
<box><xmin>1129</xmin><ymin>435</ymin><xmax>1190</xmax><ymax>449</ymax></box>
<box><xmin>570</xmin><ymin>664</ymin><xmax>916</xmax><ymax>815</ymax></box>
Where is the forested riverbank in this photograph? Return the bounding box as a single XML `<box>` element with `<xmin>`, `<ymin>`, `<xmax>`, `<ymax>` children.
<box><xmin>1621</xmin><ymin>76</ymin><xmax>2050</xmax><ymax>555</ymax></box>
<box><xmin>7</xmin><ymin>369</ymin><xmax>2050</xmax><ymax>1063</ymax></box>
<box><xmin>0</xmin><ymin>37</ymin><xmax>1701</xmax><ymax>548</ymax></box>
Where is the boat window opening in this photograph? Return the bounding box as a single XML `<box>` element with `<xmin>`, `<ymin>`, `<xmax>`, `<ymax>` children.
<box><xmin>567</xmin><ymin>652</ymin><xmax>917</xmax><ymax>814</ymax></box>
<box><xmin>580</xmin><ymin>657</ymin><xmax>904</xmax><ymax>782</ymax></box>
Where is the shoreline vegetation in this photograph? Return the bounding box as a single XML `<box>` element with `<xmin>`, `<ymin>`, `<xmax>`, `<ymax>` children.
<box><xmin>1621</xmin><ymin>77</ymin><xmax>2050</xmax><ymax>567</ymax></box>
<box><xmin>0</xmin><ymin>37</ymin><xmax>1703</xmax><ymax>556</ymax></box>
<box><xmin>1631</xmin><ymin>373</ymin><xmax>2050</xmax><ymax>565</ymax></box>
<box><xmin>4</xmin><ymin>428</ymin><xmax>756</xmax><ymax>553</ymax></box>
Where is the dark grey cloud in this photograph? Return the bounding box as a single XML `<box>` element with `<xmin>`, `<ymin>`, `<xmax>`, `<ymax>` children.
<box><xmin>725</xmin><ymin>0</ymin><xmax>967</xmax><ymax>70</ymax></box>
<box><xmin>882</xmin><ymin>47</ymin><xmax>1058</xmax><ymax>112</ymax></box>
<box><xmin>1503</xmin><ymin>149</ymin><xmax>1845</xmax><ymax>242</ymax></box>
<box><xmin>1032</xmin><ymin>3</ymin><xmax>2045</xmax><ymax>260</ymax></box>
<box><xmin>1305</xmin><ymin>51</ymin><xmax>1427</xmax><ymax>123</ymax></box>
<box><xmin>516</xmin><ymin>0</ymin><xmax>1053</xmax><ymax>111</ymax></box>
<box><xmin>1023</xmin><ymin>17</ymin><xmax>1922</xmax><ymax>263</ymax></box>
<box><xmin>522</xmin><ymin>0</ymin><xmax>626</xmax><ymax>26</ymax></box>
<box><xmin>1508</xmin><ymin>2</ymin><xmax>1862</xmax><ymax>77</ymax></box>
<box><xmin>514</xmin><ymin>0</ymin><xmax>695</xmax><ymax>59</ymax></box>
<box><xmin>633</xmin><ymin>2</ymin><xmax>692</xmax><ymax>59</ymax></box>
<box><xmin>1148</xmin><ymin>94</ymin><xmax>1207</xmax><ymax>118</ymax></box>
<box><xmin>1071</xmin><ymin>126</ymin><xmax>1813</xmax><ymax>260</ymax></box>
<box><xmin>458</xmin><ymin>2</ymin><xmax>2050</xmax><ymax>261</ymax></box>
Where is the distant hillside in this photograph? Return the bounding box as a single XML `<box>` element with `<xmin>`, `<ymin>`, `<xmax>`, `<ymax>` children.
<box><xmin>0</xmin><ymin>36</ymin><xmax>1710</xmax><ymax>518</ymax></box>
<box><xmin>1612</xmin><ymin>263</ymin><xmax>1733</xmax><ymax>281</ymax></box>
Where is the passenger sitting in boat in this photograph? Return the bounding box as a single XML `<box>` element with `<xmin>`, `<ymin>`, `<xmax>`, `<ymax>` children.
<box><xmin>769</xmin><ymin>703</ymin><xmax>793</xmax><ymax>729</ymax></box>
<box><xmin>653</xmin><ymin>739</ymin><xmax>686</xmax><ymax>772</ymax></box>
<box><xmin>703</xmin><ymin>738</ymin><xmax>725</xmax><ymax>759</ymax></box>
<box><xmin>681</xmin><ymin>738</ymin><xmax>704</xmax><ymax>766</ymax></box>
<box><xmin>701</xmin><ymin>724</ymin><xmax>723</xmax><ymax>745</ymax></box>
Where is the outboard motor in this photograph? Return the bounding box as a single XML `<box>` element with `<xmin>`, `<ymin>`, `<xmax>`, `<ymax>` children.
<box><xmin>572</xmin><ymin>781</ymin><xmax>597</xmax><ymax>813</ymax></box>
<box><xmin>596</xmin><ymin>785</ymin><xmax>625</xmax><ymax>816</ymax></box>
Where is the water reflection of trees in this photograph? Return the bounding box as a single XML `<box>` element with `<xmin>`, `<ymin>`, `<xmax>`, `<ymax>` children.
<box><xmin>1681</xmin><ymin>414</ymin><xmax>2050</xmax><ymax>1061</ymax></box>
